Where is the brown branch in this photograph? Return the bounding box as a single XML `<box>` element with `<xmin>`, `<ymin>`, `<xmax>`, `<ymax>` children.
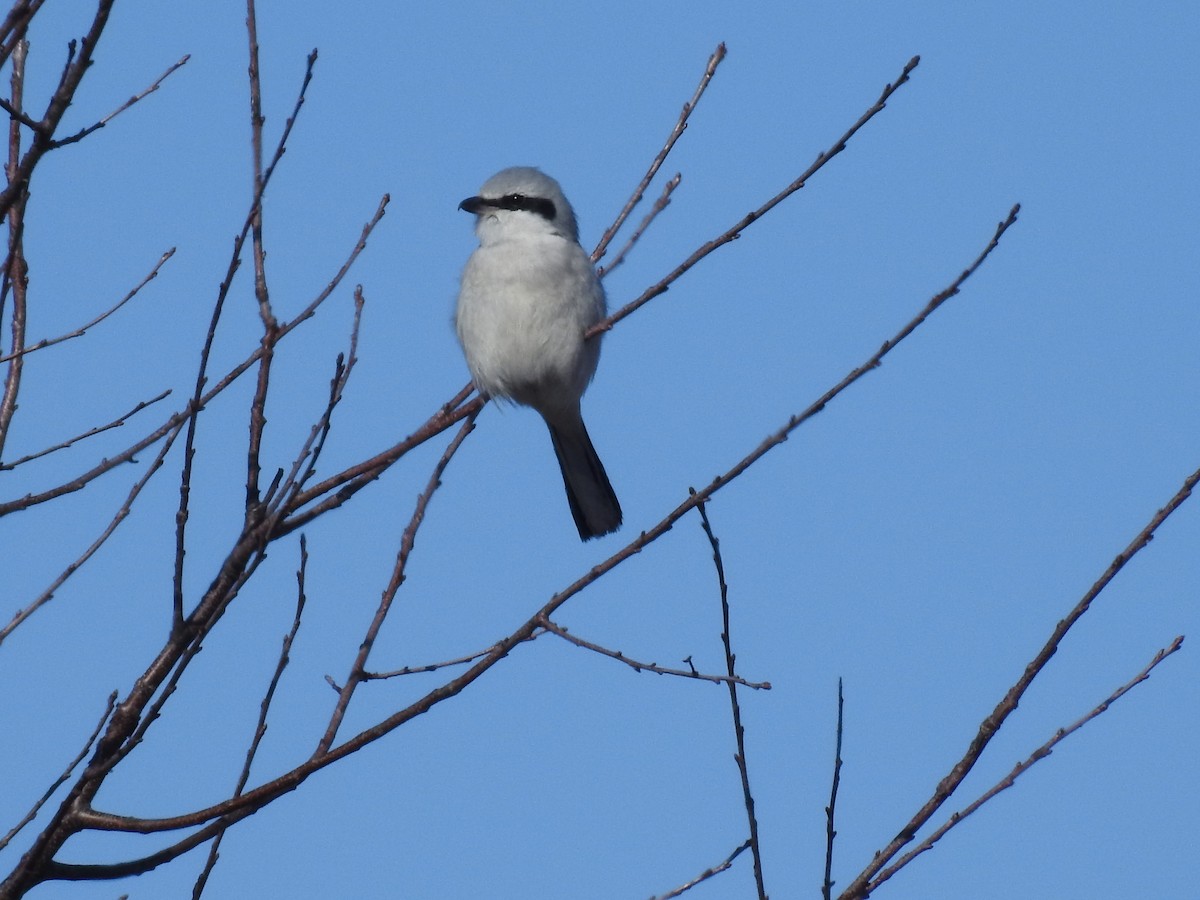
<box><xmin>0</xmin><ymin>0</ymin><xmax>118</xmax><ymax>222</ymax></box>
<box><xmin>267</xmin><ymin>286</ymin><xmax>364</xmax><ymax>518</ymax></box>
<box><xmin>0</xmin><ymin>389</ymin><xmax>171</xmax><ymax>471</ymax></box>
<box><xmin>650</xmin><ymin>840</ymin><xmax>752</xmax><ymax>900</ymax></box>
<box><xmin>0</xmin><ymin>397</ymin><xmax>192</xmax><ymax>517</ymax></box>
<box><xmin>0</xmin><ymin>38</ymin><xmax>29</xmax><ymax>460</ymax></box>
<box><xmin>360</xmin><ymin>636</ymin><xmax>541</xmax><ymax>682</ymax></box>
<box><xmin>822</xmin><ymin>679</ymin><xmax>845</xmax><ymax>900</ymax></box>
<box><xmin>591</xmin><ymin>42</ymin><xmax>725</xmax><ymax>265</ymax></box>
<box><xmin>0</xmin><ymin>247</ymin><xmax>176</xmax><ymax>365</ymax></box>
<box><xmin>838</xmin><ymin>464</ymin><xmax>1200</xmax><ymax>900</ymax></box>
<box><xmin>192</xmin><ymin>537</ymin><xmax>310</xmax><ymax>899</ymax></box>
<box><xmin>539</xmin><ymin>617</ymin><xmax>771</xmax><ymax>690</ymax></box>
<box><xmin>589</xmin><ymin>55</ymin><xmax>921</xmax><ymax>340</ymax></box>
<box><xmin>244</xmin><ymin>0</ymin><xmax>276</xmax><ymax>514</ymax></box>
<box><xmin>863</xmin><ymin>636</ymin><xmax>1185</xmax><ymax>897</ymax></box>
<box><xmin>48</xmin><ymin>54</ymin><xmax>190</xmax><ymax>149</ymax></box>
<box><xmin>0</xmin><ymin>1</ymin><xmax>43</xmax><ymax>74</ymax></box>
<box><xmin>0</xmin><ymin>35</ymin><xmax>387</xmax><ymax>900</ymax></box>
<box><xmin>173</xmin><ymin>47</ymin><xmax>319</xmax><ymax>627</ymax></box>
<box><xmin>0</xmin><ymin>692</ymin><xmax>116</xmax><ymax>853</ymax></box>
<box><xmin>0</xmin><ymin>417</ymin><xmax>185</xmax><ymax>646</ymax></box>
<box><xmin>697</xmin><ymin>500</ymin><xmax>766</xmax><ymax>900</ymax></box>
<box><xmin>42</xmin><ymin>809</ymin><xmax>259</xmax><ymax>884</ymax></box>
<box><xmin>0</xmin><ymin>193</ymin><xmax>385</xmax><ymax>520</ymax></box>
<box><xmin>0</xmin><ymin>96</ymin><xmax>37</xmax><ymax>133</ymax></box>
<box><xmin>597</xmin><ymin>173</ymin><xmax>680</xmax><ymax>279</ymax></box>
<box><xmin>316</xmin><ymin>408</ymin><xmax>479</xmax><ymax>754</ymax></box>
<box><xmin>275</xmin><ymin>387</ymin><xmax>478</xmax><ymax>535</ymax></box>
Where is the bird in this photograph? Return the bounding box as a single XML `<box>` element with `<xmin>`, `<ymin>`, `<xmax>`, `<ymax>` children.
<box><xmin>455</xmin><ymin>166</ymin><xmax>622</xmax><ymax>541</ymax></box>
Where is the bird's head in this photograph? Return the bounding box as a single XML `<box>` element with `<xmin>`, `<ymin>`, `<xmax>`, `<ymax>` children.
<box><xmin>459</xmin><ymin>166</ymin><xmax>580</xmax><ymax>244</ymax></box>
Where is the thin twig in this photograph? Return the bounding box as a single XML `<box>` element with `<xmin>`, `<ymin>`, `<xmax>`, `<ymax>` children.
<box><xmin>0</xmin><ymin>389</ymin><xmax>171</xmax><ymax>471</ymax></box>
<box><xmin>597</xmin><ymin>173</ymin><xmax>680</xmax><ymax>279</ymax></box>
<box><xmin>360</xmin><ymin>635</ymin><xmax>541</xmax><ymax>682</ymax></box>
<box><xmin>592</xmin><ymin>42</ymin><xmax>725</xmax><ymax>264</ymax></box>
<box><xmin>276</xmin><ymin>384</ymin><xmax>476</xmax><ymax>535</ymax></box>
<box><xmin>697</xmin><ymin>500</ymin><xmax>767</xmax><ymax>899</ymax></box>
<box><xmin>0</xmin><ymin>692</ymin><xmax>116</xmax><ymax>852</ymax></box>
<box><xmin>0</xmin><ymin>418</ymin><xmax>185</xmax><ymax>645</ymax></box>
<box><xmin>0</xmin><ymin>192</ymin><xmax>385</xmax><ymax>518</ymax></box>
<box><xmin>266</xmin><ymin>286</ymin><xmax>364</xmax><ymax>518</ymax></box>
<box><xmin>649</xmin><ymin>840</ymin><xmax>752</xmax><ymax>900</ymax></box>
<box><xmin>49</xmin><ymin>54</ymin><xmax>190</xmax><ymax>149</ymax></box>
<box><xmin>540</xmin><ymin>617</ymin><xmax>771</xmax><ymax>690</ymax></box>
<box><xmin>838</xmin><ymin>464</ymin><xmax>1200</xmax><ymax>900</ymax></box>
<box><xmin>316</xmin><ymin>409</ymin><xmax>479</xmax><ymax>755</ymax></box>
<box><xmin>172</xmin><ymin>48</ymin><xmax>319</xmax><ymax>629</ymax></box>
<box><xmin>0</xmin><ymin>248</ymin><xmax>175</xmax><ymax>365</ymax></box>
<box><xmin>192</xmin><ymin>537</ymin><xmax>309</xmax><ymax>899</ymax></box>
<box><xmin>822</xmin><ymin>679</ymin><xmax>845</xmax><ymax>900</ymax></box>
<box><xmin>863</xmin><ymin>636</ymin><xmax>1186</xmax><ymax>897</ymax></box>
<box><xmin>0</xmin><ymin>0</ymin><xmax>117</xmax><ymax>223</ymax></box>
<box><xmin>589</xmin><ymin>55</ymin><xmax>921</xmax><ymax>339</ymax></box>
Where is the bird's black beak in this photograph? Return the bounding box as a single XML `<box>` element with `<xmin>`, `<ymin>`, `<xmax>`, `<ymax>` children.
<box><xmin>459</xmin><ymin>196</ymin><xmax>488</xmax><ymax>214</ymax></box>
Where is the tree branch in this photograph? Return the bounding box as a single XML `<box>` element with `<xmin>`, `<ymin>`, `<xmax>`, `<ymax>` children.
<box><xmin>839</xmin><ymin>463</ymin><xmax>1200</xmax><ymax>899</ymax></box>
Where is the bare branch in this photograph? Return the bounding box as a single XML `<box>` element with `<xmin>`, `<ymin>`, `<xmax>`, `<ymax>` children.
<box><xmin>173</xmin><ymin>47</ymin><xmax>320</xmax><ymax>627</ymax></box>
<box><xmin>597</xmin><ymin>173</ymin><xmax>680</xmax><ymax>279</ymax></box>
<box><xmin>862</xmin><ymin>636</ymin><xmax>1186</xmax><ymax>897</ymax></box>
<box><xmin>0</xmin><ymin>38</ymin><xmax>30</xmax><ymax>460</ymax></box>
<box><xmin>266</xmin><ymin>286</ymin><xmax>365</xmax><ymax>518</ymax></box>
<box><xmin>823</xmin><ymin>679</ymin><xmax>845</xmax><ymax>900</ymax></box>
<box><xmin>244</xmin><ymin>0</ymin><xmax>276</xmax><ymax>514</ymax></box>
<box><xmin>0</xmin><ymin>417</ymin><xmax>185</xmax><ymax>645</ymax></box>
<box><xmin>592</xmin><ymin>42</ymin><xmax>725</xmax><ymax>264</ymax></box>
<box><xmin>0</xmin><ymin>692</ymin><xmax>116</xmax><ymax>852</ymax></box>
<box><xmin>649</xmin><ymin>840</ymin><xmax>752</xmax><ymax>900</ymax></box>
<box><xmin>0</xmin><ymin>1</ymin><xmax>44</xmax><ymax>74</ymax></box>
<box><xmin>360</xmin><ymin>635</ymin><xmax>541</xmax><ymax>682</ymax></box>
<box><xmin>276</xmin><ymin>384</ymin><xmax>476</xmax><ymax>536</ymax></box>
<box><xmin>0</xmin><ymin>398</ymin><xmax>191</xmax><ymax>517</ymax></box>
<box><xmin>0</xmin><ymin>192</ymin><xmax>385</xmax><ymax>515</ymax></box>
<box><xmin>0</xmin><ymin>248</ymin><xmax>176</xmax><ymax>365</ymax></box>
<box><xmin>316</xmin><ymin>408</ymin><xmax>479</xmax><ymax>754</ymax></box>
<box><xmin>0</xmin><ymin>0</ymin><xmax>118</xmax><ymax>222</ymax></box>
<box><xmin>839</xmin><ymin>462</ymin><xmax>1200</xmax><ymax>899</ymax></box>
<box><xmin>192</xmin><ymin>537</ymin><xmax>310</xmax><ymax>899</ymax></box>
<box><xmin>696</xmin><ymin>500</ymin><xmax>766</xmax><ymax>900</ymax></box>
<box><xmin>48</xmin><ymin>54</ymin><xmax>190</xmax><ymax>149</ymax></box>
<box><xmin>0</xmin><ymin>96</ymin><xmax>38</xmax><ymax>132</ymax></box>
<box><xmin>0</xmin><ymin>389</ymin><xmax>171</xmax><ymax>471</ymax></box>
<box><xmin>589</xmin><ymin>55</ymin><xmax>922</xmax><ymax>339</ymax></box>
<box><xmin>540</xmin><ymin>617</ymin><xmax>771</xmax><ymax>690</ymax></box>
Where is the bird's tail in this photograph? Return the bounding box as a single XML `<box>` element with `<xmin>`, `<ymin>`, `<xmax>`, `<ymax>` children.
<box><xmin>546</xmin><ymin>412</ymin><xmax>622</xmax><ymax>541</ymax></box>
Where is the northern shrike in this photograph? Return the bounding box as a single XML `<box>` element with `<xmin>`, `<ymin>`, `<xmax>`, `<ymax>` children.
<box><xmin>455</xmin><ymin>167</ymin><xmax>622</xmax><ymax>540</ymax></box>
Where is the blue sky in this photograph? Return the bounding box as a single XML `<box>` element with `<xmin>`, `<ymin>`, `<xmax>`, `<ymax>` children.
<box><xmin>2</xmin><ymin>2</ymin><xmax>1197</xmax><ymax>898</ymax></box>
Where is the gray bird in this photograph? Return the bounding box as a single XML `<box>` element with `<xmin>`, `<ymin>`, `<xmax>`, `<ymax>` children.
<box><xmin>455</xmin><ymin>167</ymin><xmax>622</xmax><ymax>540</ymax></box>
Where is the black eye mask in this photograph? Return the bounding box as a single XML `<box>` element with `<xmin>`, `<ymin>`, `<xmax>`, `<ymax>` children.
<box><xmin>488</xmin><ymin>193</ymin><xmax>557</xmax><ymax>221</ymax></box>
